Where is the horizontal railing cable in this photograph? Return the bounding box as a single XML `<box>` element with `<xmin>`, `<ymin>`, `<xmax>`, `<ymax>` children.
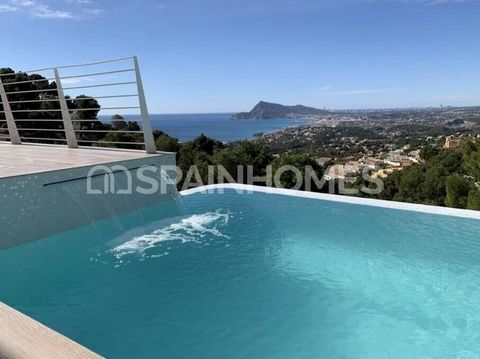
<box><xmin>1</xmin><ymin>78</ymin><xmax>53</xmax><ymax>86</ymax></box>
<box><xmin>19</xmin><ymin>137</ymin><xmax>66</xmax><ymax>141</ymax></box>
<box><xmin>63</xmin><ymin>81</ymin><xmax>136</xmax><ymax>90</ymax></box>
<box><xmin>12</xmin><ymin>119</ymin><xmax>63</xmax><ymax>122</ymax></box>
<box><xmin>3</xmin><ymin>82</ymin><xmax>137</xmax><ymax>96</ymax></box>
<box><xmin>2</xmin><ymin>106</ymin><xmax>139</xmax><ymax>113</ymax></box>
<box><xmin>13</xmin><ymin>119</ymin><xmax>140</xmax><ymax>123</ymax></box>
<box><xmin>68</xmin><ymin>106</ymin><xmax>139</xmax><ymax>111</ymax></box>
<box><xmin>59</xmin><ymin>68</ymin><xmax>135</xmax><ymax>80</ymax></box>
<box><xmin>5</xmin><ymin>88</ymin><xmax>58</xmax><ymax>95</ymax></box>
<box><xmin>8</xmin><ymin>99</ymin><xmax>60</xmax><ymax>104</ymax></box>
<box><xmin>71</xmin><ymin>94</ymin><xmax>138</xmax><ymax>100</ymax></box>
<box><xmin>76</xmin><ymin>139</ymin><xmax>145</xmax><ymax>145</ymax></box>
<box><xmin>73</xmin><ymin>130</ymin><xmax>144</xmax><ymax>133</ymax></box>
<box><xmin>71</xmin><ymin>119</ymin><xmax>139</xmax><ymax>122</ymax></box>
<box><xmin>5</xmin><ymin>95</ymin><xmax>138</xmax><ymax>104</ymax></box>
<box><xmin>17</xmin><ymin>128</ymin><xmax>65</xmax><ymax>132</ymax></box>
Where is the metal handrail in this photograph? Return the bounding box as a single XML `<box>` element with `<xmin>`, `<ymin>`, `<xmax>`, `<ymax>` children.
<box><xmin>0</xmin><ymin>56</ymin><xmax>135</xmax><ymax>77</ymax></box>
<box><xmin>0</xmin><ymin>56</ymin><xmax>157</xmax><ymax>153</ymax></box>
<box><xmin>1</xmin><ymin>69</ymin><xmax>135</xmax><ymax>86</ymax></box>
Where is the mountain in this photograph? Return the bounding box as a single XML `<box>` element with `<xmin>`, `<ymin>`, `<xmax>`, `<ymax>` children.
<box><xmin>233</xmin><ymin>101</ymin><xmax>329</xmax><ymax>120</ymax></box>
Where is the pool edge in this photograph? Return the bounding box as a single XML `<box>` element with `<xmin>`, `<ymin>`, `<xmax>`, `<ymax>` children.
<box><xmin>180</xmin><ymin>184</ymin><xmax>480</xmax><ymax>220</ymax></box>
<box><xmin>0</xmin><ymin>302</ymin><xmax>103</xmax><ymax>359</ymax></box>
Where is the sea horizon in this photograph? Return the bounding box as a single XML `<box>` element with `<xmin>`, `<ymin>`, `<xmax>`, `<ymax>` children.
<box><xmin>100</xmin><ymin>113</ymin><xmax>313</xmax><ymax>142</ymax></box>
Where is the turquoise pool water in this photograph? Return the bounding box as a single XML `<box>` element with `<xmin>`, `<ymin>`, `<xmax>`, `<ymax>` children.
<box><xmin>1</xmin><ymin>190</ymin><xmax>480</xmax><ymax>358</ymax></box>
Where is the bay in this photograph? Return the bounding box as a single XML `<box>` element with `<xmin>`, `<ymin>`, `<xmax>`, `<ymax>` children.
<box><xmin>103</xmin><ymin>113</ymin><xmax>312</xmax><ymax>142</ymax></box>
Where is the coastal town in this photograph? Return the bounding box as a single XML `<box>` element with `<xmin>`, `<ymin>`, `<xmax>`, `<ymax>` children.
<box><xmin>259</xmin><ymin>106</ymin><xmax>480</xmax><ymax>183</ymax></box>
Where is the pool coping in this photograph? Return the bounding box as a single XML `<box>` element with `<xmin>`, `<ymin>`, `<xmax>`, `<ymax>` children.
<box><xmin>0</xmin><ymin>302</ymin><xmax>102</xmax><ymax>359</ymax></box>
<box><xmin>180</xmin><ymin>184</ymin><xmax>480</xmax><ymax>220</ymax></box>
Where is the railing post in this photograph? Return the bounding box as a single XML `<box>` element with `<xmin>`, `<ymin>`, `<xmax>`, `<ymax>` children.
<box><xmin>133</xmin><ymin>56</ymin><xmax>156</xmax><ymax>154</ymax></box>
<box><xmin>54</xmin><ymin>68</ymin><xmax>78</xmax><ymax>149</ymax></box>
<box><xmin>0</xmin><ymin>77</ymin><xmax>21</xmax><ymax>144</ymax></box>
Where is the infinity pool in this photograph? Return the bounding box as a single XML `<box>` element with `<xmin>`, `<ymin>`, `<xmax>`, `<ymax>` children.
<box><xmin>1</xmin><ymin>189</ymin><xmax>480</xmax><ymax>358</ymax></box>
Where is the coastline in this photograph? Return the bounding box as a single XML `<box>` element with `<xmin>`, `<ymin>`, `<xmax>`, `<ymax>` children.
<box><xmin>101</xmin><ymin>113</ymin><xmax>314</xmax><ymax>142</ymax></box>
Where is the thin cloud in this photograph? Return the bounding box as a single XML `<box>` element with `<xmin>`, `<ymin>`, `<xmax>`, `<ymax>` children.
<box><xmin>323</xmin><ymin>89</ymin><xmax>386</xmax><ymax>96</ymax></box>
<box><xmin>82</xmin><ymin>7</ymin><xmax>103</xmax><ymax>15</ymax></box>
<box><xmin>0</xmin><ymin>3</ymin><xmax>18</xmax><ymax>11</ymax></box>
<box><xmin>8</xmin><ymin>0</ymin><xmax>72</xmax><ymax>18</ymax></box>
<box><xmin>368</xmin><ymin>0</ymin><xmax>470</xmax><ymax>5</ymax></box>
<box><xmin>0</xmin><ymin>0</ymin><xmax>104</xmax><ymax>19</ymax></box>
<box><xmin>425</xmin><ymin>0</ymin><xmax>467</xmax><ymax>5</ymax></box>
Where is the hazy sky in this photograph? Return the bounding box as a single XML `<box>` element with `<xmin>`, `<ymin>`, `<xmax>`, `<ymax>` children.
<box><xmin>1</xmin><ymin>0</ymin><xmax>479</xmax><ymax>113</ymax></box>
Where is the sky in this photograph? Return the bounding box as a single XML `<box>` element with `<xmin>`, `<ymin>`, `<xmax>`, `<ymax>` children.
<box><xmin>0</xmin><ymin>0</ymin><xmax>479</xmax><ymax>113</ymax></box>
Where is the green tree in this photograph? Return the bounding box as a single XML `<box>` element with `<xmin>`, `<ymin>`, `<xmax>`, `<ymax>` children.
<box><xmin>445</xmin><ymin>175</ymin><xmax>470</xmax><ymax>208</ymax></box>
<box><xmin>99</xmin><ymin>132</ymin><xmax>144</xmax><ymax>149</ymax></box>
<box><xmin>467</xmin><ymin>186</ymin><xmax>480</xmax><ymax>210</ymax></box>
<box><xmin>395</xmin><ymin>165</ymin><xmax>426</xmax><ymax>203</ymax></box>
<box><xmin>436</xmin><ymin>149</ymin><xmax>463</xmax><ymax>174</ymax></box>
<box><xmin>420</xmin><ymin>145</ymin><xmax>439</xmax><ymax>161</ymax></box>
<box><xmin>70</xmin><ymin>95</ymin><xmax>105</xmax><ymax>143</ymax></box>
<box><xmin>421</xmin><ymin>165</ymin><xmax>448</xmax><ymax>206</ymax></box>
<box><xmin>212</xmin><ymin>140</ymin><xmax>272</xmax><ymax>183</ymax></box>
<box><xmin>155</xmin><ymin>133</ymin><xmax>180</xmax><ymax>153</ymax></box>
<box><xmin>176</xmin><ymin>135</ymin><xmax>225</xmax><ymax>189</ymax></box>
<box><xmin>271</xmin><ymin>152</ymin><xmax>324</xmax><ymax>190</ymax></box>
<box><xmin>461</xmin><ymin>140</ymin><xmax>480</xmax><ymax>181</ymax></box>
<box><xmin>378</xmin><ymin>171</ymin><xmax>402</xmax><ymax>200</ymax></box>
<box><xmin>111</xmin><ymin>114</ymin><xmax>128</xmax><ymax>131</ymax></box>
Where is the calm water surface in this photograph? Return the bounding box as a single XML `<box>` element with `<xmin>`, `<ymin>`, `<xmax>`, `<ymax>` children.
<box><xmin>1</xmin><ymin>191</ymin><xmax>480</xmax><ymax>358</ymax></box>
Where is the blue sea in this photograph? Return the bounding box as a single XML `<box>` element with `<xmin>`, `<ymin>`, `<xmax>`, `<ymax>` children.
<box><xmin>103</xmin><ymin>113</ymin><xmax>312</xmax><ymax>142</ymax></box>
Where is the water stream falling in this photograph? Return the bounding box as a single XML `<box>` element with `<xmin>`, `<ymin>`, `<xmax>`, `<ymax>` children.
<box><xmin>159</xmin><ymin>167</ymin><xmax>185</xmax><ymax>209</ymax></box>
<box><xmin>56</xmin><ymin>166</ymin><xmax>184</xmax><ymax>239</ymax></box>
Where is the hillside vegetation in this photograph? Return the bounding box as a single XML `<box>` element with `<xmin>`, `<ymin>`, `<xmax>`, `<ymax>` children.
<box><xmin>377</xmin><ymin>141</ymin><xmax>480</xmax><ymax>210</ymax></box>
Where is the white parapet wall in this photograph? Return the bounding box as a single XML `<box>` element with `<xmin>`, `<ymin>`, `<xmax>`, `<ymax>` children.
<box><xmin>0</xmin><ymin>153</ymin><xmax>176</xmax><ymax>250</ymax></box>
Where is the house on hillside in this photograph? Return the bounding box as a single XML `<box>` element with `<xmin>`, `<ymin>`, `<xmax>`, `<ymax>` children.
<box><xmin>444</xmin><ymin>136</ymin><xmax>461</xmax><ymax>149</ymax></box>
